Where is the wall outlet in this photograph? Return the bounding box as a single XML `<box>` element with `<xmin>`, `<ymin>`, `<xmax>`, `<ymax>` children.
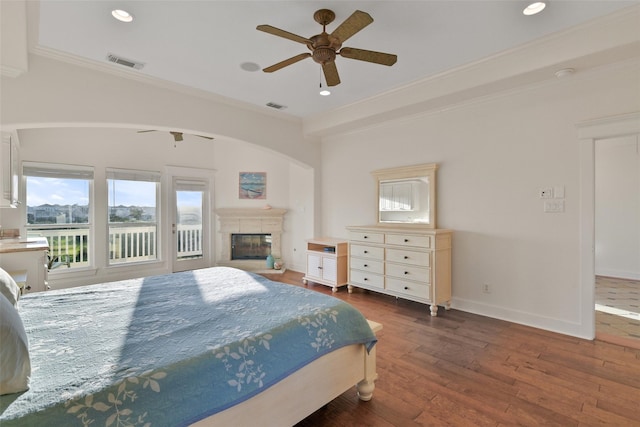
<box><xmin>482</xmin><ymin>283</ymin><xmax>491</xmax><ymax>293</ymax></box>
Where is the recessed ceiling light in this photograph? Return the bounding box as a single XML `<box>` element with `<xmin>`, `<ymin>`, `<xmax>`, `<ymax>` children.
<box><xmin>112</xmin><ymin>9</ymin><xmax>133</xmax><ymax>23</ymax></box>
<box><xmin>240</xmin><ymin>62</ymin><xmax>261</xmax><ymax>72</ymax></box>
<box><xmin>523</xmin><ymin>2</ymin><xmax>546</xmax><ymax>16</ymax></box>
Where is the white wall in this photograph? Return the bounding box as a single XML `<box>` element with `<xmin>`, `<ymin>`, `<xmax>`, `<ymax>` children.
<box><xmin>210</xmin><ymin>138</ymin><xmax>313</xmax><ymax>273</ymax></box>
<box><xmin>595</xmin><ymin>135</ymin><xmax>640</xmax><ymax>280</ymax></box>
<box><xmin>0</xmin><ymin>127</ymin><xmax>315</xmax><ymax>286</ymax></box>
<box><xmin>0</xmin><ymin>48</ymin><xmax>324</xmax><ymax>285</ymax></box>
<box><xmin>319</xmin><ymin>60</ymin><xmax>640</xmax><ymax>338</ymax></box>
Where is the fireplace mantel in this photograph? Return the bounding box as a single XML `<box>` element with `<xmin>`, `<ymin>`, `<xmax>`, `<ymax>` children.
<box><xmin>216</xmin><ymin>208</ymin><xmax>287</xmax><ymax>271</ymax></box>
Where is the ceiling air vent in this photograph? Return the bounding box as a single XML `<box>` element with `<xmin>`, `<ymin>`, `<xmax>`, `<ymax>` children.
<box><xmin>266</xmin><ymin>102</ymin><xmax>287</xmax><ymax>110</ymax></box>
<box><xmin>106</xmin><ymin>53</ymin><xmax>144</xmax><ymax>70</ymax></box>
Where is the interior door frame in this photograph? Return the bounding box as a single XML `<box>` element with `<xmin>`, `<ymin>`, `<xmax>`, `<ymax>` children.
<box><xmin>577</xmin><ymin>111</ymin><xmax>640</xmax><ymax>339</ymax></box>
<box><xmin>165</xmin><ymin>166</ymin><xmax>216</xmax><ymax>272</ymax></box>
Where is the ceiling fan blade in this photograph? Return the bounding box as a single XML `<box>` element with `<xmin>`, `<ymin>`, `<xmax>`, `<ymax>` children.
<box><xmin>330</xmin><ymin>10</ymin><xmax>373</xmax><ymax>43</ymax></box>
<box><xmin>322</xmin><ymin>61</ymin><xmax>341</xmax><ymax>87</ymax></box>
<box><xmin>339</xmin><ymin>47</ymin><xmax>397</xmax><ymax>66</ymax></box>
<box><xmin>137</xmin><ymin>130</ymin><xmax>157</xmax><ymax>133</ymax></box>
<box><xmin>263</xmin><ymin>53</ymin><xmax>311</xmax><ymax>73</ymax></box>
<box><xmin>195</xmin><ymin>135</ymin><xmax>214</xmax><ymax>140</ymax></box>
<box><xmin>256</xmin><ymin>25</ymin><xmax>311</xmax><ymax>45</ymax></box>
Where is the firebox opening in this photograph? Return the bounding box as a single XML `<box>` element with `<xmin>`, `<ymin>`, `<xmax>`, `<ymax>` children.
<box><xmin>231</xmin><ymin>233</ymin><xmax>272</xmax><ymax>260</ymax></box>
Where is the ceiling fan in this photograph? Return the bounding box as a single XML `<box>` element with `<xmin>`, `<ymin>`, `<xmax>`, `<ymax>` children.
<box><xmin>137</xmin><ymin>130</ymin><xmax>214</xmax><ymax>142</ymax></box>
<box><xmin>257</xmin><ymin>9</ymin><xmax>397</xmax><ymax>87</ymax></box>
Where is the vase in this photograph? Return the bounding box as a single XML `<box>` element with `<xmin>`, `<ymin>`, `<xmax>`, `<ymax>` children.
<box><xmin>266</xmin><ymin>254</ymin><xmax>274</xmax><ymax>269</ymax></box>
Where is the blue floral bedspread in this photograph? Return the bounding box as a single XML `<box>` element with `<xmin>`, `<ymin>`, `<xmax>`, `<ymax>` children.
<box><xmin>0</xmin><ymin>267</ymin><xmax>376</xmax><ymax>426</ymax></box>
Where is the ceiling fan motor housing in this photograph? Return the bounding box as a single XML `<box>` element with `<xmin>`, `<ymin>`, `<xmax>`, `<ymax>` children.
<box><xmin>312</xmin><ymin>47</ymin><xmax>336</xmax><ymax>64</ymax></box>
<box><xmin>309</xmin><ymin>32</ymin><xmax>341</xmax><ymax>64</ymax></box>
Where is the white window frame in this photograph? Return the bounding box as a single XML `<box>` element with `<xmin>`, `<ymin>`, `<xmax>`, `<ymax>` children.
<box><xmin>106</xmin><ymin>168</ymin><xmax>161</xmax><ymax>267</ymax></box>
<box><xmin>23</xmin><ymin>162</ymin><xmax>94</xmax><ymax>271</ymax></box>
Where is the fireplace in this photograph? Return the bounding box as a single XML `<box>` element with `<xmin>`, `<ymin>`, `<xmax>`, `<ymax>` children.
<box><xmin>232</xmin><ymin>233</ymin><xmax>271</xmax><ymax>260</ymax></box>
<box><xmin>216</xmin><ymin>208</ymin><xmax>286</xmax><ymax>272</ymax></box>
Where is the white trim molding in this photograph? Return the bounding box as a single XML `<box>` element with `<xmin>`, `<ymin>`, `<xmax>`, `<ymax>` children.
<box><xmin>576</xmin><ymin>111</ymin><xmax>640</xmax><ymax>339</ymax></box>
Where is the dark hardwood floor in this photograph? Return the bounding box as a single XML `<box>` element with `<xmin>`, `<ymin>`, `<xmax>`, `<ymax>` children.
<box><xmin>261</xmin><ymin>270</ymin><xmax>640</xmax><ymax>427</ymax></box>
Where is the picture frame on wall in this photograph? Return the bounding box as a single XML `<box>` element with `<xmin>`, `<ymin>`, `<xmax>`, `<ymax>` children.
<box><xmin>239</xmin><ymin>172</ymin><xmax>266</xmax><ymax>199</ymax></box>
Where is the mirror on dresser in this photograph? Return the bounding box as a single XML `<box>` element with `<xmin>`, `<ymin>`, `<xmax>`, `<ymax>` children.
<box><xmin>372</xmin><ymin>163</ymin><xmax>437</xmax><ymax>228</ymax></box>
<box><xmin>347</xmin><ymin>162</ymin><xmax>451</xmax><ymax>316</ymax></box>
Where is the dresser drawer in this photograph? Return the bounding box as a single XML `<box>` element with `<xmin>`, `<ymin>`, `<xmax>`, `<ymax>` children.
<box><xmin>386</xmin><ymin>277</ymin><xmax>431</xmax><ymax>300</ymax></box>
<box><xmin>386</xmin><ymin>248</ymin><xmax>430</xmax><ymax>267</ymax></box>
<box><xmin>350</xmin><ymin>244</ymin><xmax>384</xmax><ymax>260</ymax></box>
<box><xmin>386</xmin><ymin>263</ymin><xmax>430</xmax><ymax>283</ymax></box>
<box><xmin>349</xmin><ymin>231</ymin><xmax>384</xmax><ymax>244</ymax></box>
<box><xmin>350</xmin><ymin>270</ymin><xmax>384</xmax><ymax>289</ymax></box>
<box><xmin>385</xmin><ymin>233</ymin><xmax>431</xmax><ymax>248</ymax></box>
<box><xmin>350</xmin><ymin>257</ymin><xmax>384</xmax><ymax>275</ymax></box>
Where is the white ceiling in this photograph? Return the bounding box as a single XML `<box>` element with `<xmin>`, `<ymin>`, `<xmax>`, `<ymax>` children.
<box><xmin>33</xmin><ymin>1</ymin><xmax>636</xmax><ymax>118</ymax></box>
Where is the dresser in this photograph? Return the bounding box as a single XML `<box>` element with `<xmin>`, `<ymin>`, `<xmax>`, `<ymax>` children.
<box><xmin>347</xmin><ymin>225</ymin><xmax>452</xmax><ymax>316</ymax></box>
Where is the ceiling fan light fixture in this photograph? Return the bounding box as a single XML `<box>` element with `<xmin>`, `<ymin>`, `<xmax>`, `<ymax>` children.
<box><xmin>523</xmin><ymin>2</ymin><xmax>546</xmax><ymax>16</ymax></box>
<box><xmin>111</xmin><ymin>9</ymin><xmax>134</xmax><ymax>22</ymax></box>
<box><xmin>319</xmin><ymin>83</ymin><xmax>331</xmax><ymax>96</ymax></box>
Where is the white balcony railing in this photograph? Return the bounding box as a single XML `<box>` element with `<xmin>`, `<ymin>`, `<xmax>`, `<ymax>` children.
<box><xmin>29</xmin><ymin>224</ymin><xmax>203</xmax><ymax>268</ymax></box>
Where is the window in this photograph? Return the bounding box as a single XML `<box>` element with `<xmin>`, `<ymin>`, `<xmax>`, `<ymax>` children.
<box><xmin>24</xmin><ymin>163</ymin><xmax>94</xmax><ymax>270</ymax></box>
<box><xmin>107</xmin><ymin>168</ymin><xmax>160</xmax><ymax>265</ymax></box>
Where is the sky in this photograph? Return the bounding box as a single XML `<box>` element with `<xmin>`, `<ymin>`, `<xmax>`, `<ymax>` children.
<box><xmin>26</xmin><ymin>177</ymin><xmax>200</xmax><ymax>207</ymax></box>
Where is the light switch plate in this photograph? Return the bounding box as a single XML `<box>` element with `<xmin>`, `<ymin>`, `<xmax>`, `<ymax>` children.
<box><xmin>539</xmin><ymin>188</ymin><xmax>553</xmax><ymax>199</ymax></box>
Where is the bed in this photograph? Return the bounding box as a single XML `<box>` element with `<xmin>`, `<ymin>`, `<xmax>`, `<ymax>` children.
<box><xmin>0</xmin><ymin>266</ymin><xmax>380</xmax><ymax>426</ymax></box>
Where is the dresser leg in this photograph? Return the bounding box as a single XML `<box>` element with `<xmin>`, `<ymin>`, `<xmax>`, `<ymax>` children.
<box><xmin>347</xmin><ymin>284</ymin><xmax>353</xmax><ymax>294</ymax></box>
<box><xmin>430</xmin><ymin>304</ymin><xmax>438</xmax><ymax>316</ymax></box>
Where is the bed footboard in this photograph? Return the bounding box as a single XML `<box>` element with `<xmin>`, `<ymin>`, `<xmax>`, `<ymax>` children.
<box><xmin>193</xmin><ymin>320</ymin><xmax>382</xmax><ymax>426</ymax></box>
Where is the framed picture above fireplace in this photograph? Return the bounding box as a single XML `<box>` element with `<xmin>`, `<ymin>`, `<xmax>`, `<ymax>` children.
<box><xmin>239</xmin><ymin>172</ymin><xmax>266</xmax><ymax>199</ymax></box>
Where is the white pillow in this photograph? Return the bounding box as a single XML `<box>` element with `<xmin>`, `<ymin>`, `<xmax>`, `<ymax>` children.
<box><xmin>0</xmin><ymin>267</ymin><xmax>21</xmax><ymax>307</ymax></box>
<box><xmin>0</xmin><ymin>293</ymin><xmax>31</xmax><ymax>395</ymax></box>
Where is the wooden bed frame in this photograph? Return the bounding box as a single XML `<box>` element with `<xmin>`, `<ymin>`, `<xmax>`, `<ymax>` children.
<box><xmin>193</xmin><ymin>320</ymin><xmax>382</xmax><ymax>426</ymax></box>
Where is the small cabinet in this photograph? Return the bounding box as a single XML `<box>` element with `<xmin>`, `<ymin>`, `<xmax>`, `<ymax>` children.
<box><xmin>1</xmin><ymin>133</ymin><xmax>20</xmax><ymax>208</ymax></box>
<box><xmin>303</xmin><ymin>238</ymin><xmax>348</xmax><ymax>292</ymax></box>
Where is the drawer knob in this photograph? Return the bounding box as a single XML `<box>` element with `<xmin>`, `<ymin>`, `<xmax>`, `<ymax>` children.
<box><xmin>404</xmin><ymin>256</ymin><xmax>409</xmax><ymax>259</ymax></box>
<box><xmin>364</xmin><ymin>250</ymin><xmax>368</xmax><ymax>254</ymax></box>
<box><xmin>404</xmin><ymin>271</ymin><xmax>409</xmax><ymax>275</ymax></box>
<box><xmin>364</xmin><ymin>235</ymin><xmax>368</xmax><ymax>239</ymax></box>
<box><xmin>364</xmin><ymin>264</ymin><xmax>368</xmax><ymax>267</ymax></box>
<box><xmin>404</xmin><ymin>238</ymin><xmax>409</xmax><ymax>242</ymax></box>
<box><xmin>364</xmin><ymin>277</ymin><xmax>368</xmax><ymax>281</ymax></box>
<box><xmin>318</xmin><ymin>266</ymin><xmax>323</xmax><ymax>269</ymax></box>
<box><xmin>404</xmin><ymin>286</ymin><xmax>409</xmax><ymax>290</ymax></box>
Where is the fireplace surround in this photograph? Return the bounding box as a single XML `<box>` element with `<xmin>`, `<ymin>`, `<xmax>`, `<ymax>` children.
<box><xmin>216</xmin><ymin>208</ymin><xmax>286</xmax><ymax>272</ymax></box>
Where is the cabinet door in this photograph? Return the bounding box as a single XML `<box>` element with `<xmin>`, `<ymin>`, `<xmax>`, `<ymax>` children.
<box><xmin>321</xmin><ymin>256</ymin><xmax>337</xmax><ymax>282</ymax></box>
<box><xmin>306</xmin><ymin>252</ymin><xmax>322</xmax><ymax>280</ymax></box>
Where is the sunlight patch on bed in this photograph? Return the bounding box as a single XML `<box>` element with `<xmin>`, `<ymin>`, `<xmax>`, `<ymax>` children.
<box><xmin>194</xmin><ymin>269</ymin><xmax>269</xmax><ymax>303</ymax></box>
